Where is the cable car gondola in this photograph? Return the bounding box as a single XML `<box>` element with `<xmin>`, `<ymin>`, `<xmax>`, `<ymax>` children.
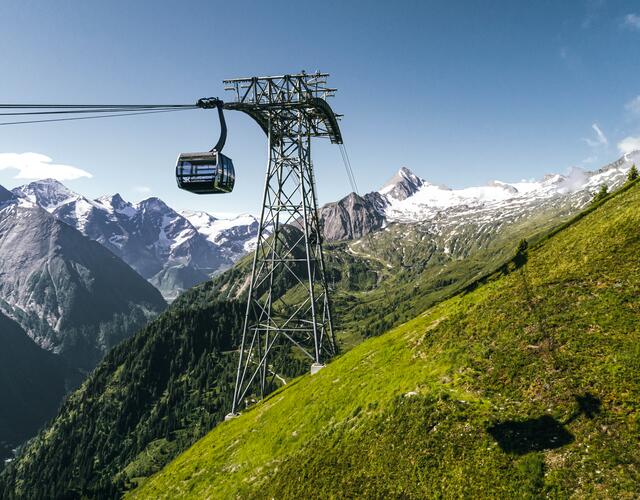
<box><xmin>176</xmin><ymin>99</ymin><xmax>235</xmax><ymax>194</ymax></box>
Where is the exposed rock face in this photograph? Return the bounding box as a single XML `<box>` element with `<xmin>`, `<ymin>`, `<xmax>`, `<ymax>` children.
<box><xmin>378</xmin><ymin>166</ymin><xmax>425</xmax><ymax>201</ymax></box>
<box><xmin>0</xmin><ymin>203</ymin><xmax>166</xmax><ymax>371</ymax></box>
<box><xmin>0</xmin><ymin>185</ymin><xmax>15</xmax><ymax>206</ymax></box>
<box><xmin>319</xmin><ymin>166</ymin><xmax>424</xmax><ymax>241</ymax></box>
<box><xmin>320</xmin><ymin>192</ymin><xmax>385</xmax><ymax>241</ymax></box>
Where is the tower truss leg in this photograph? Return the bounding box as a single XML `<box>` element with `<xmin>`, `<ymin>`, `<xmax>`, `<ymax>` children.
<box><xmin>230</xmin><ymin>111</ymin><xmax>336</xmax><ymax>414</ymax></box>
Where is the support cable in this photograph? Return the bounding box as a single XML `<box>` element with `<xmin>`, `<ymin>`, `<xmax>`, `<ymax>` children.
<box><xmin>0</xmin><ymin>107</ymin><xmax>193</xmax><ymax>117</ymax></box>
<box><xmin>0</xmin><ymin>103</ymin><xmax>195</xmax><ymax>109</ymax></box>
<box><xmin>337</xmin><ymin>141</ymin><xmax>393</xmax><ymax>326</ymax></box>
<box><xmin>0</xmin><ymin>107</ymin><xmax>198</xmax><ymax>126</ymax></box>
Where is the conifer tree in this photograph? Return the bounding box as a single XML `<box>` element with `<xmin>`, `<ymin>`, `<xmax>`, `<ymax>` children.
<box><xmin>592</xmin><ymin>184</ymin><xmax>608</xmax><ymax>204</ymax></box>
<box><xmin>627</xmin><ymin>164</ymin><xmax>638</xmax><ymax>182</ymax></box>
<box><xmin>513</xmin><ymin>239</ymin><xmax>528</xmax><ymax>268</ymax></box>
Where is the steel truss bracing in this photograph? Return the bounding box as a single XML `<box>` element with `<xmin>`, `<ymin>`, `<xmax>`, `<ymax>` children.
<box><xmin>225</xmin><ymin>73</ymin><xmax>342</xmax><ymax>415</ymax></box>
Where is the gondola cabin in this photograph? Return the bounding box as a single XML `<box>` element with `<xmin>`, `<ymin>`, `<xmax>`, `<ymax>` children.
<box><xmin>175</xmin><ymin>150</ymin><xmax>235</xmax><ymax>194</ymax></box>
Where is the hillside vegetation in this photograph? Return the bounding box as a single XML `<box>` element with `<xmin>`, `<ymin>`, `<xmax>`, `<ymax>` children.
<box><xmin>0</xmin><ymin>313</ymin><xmax>77</xmax><ymax>464</ymax></box>
<box><xmin>0</xmin><ymin>294</ymin><xmax>244</xmax><ymax>498</ymax></box>
<box><xmin>212</xmin><ymin>201</ymin><xmax>574</xmax><ymax>350</ymax></box>
<box><xmin>0</xmin><ymin>285</ymin><xmax>307</xmax><ymax>498</ymax></box>
<box><xmin>131</xmin><ymin>180</ymin><xmax>640</xmax><ymax>498</ymax></box>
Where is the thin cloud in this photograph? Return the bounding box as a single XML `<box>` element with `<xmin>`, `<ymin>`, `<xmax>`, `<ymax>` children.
<box><xmin>625</xmin><ymin>95</ymin><xmax>640</xmax><ymax>114</ymax></box>
<box><xmin>558</xmin><ymin>46</ymin><xmax>580</xmax><ymax>68</ymax></box>
<box><xmin>582</xmin><ymin>0</ymin><xmax>605</xmax><ymax>29</ymax></box>
<box><xmin>623</xmin><ymin>13</ymin><xmax>640</xmax><ymax>30</ymax></box>
<box><xmin>592</xmin><ymin>123</ymin><xmax>608</xmax><ymax>145</ymax></box>
<box><xmin>618</xmin><ymin>136</ymin><xmax>640</xmax><ymax>154</ymax></box>
<box><xmin>134</xmin><ymin>186</ymin><xmax>152</xmax><ymax>194</ymax></box>
<box><xmin>0</xmin><ymin>153</ymin><xmax>92</xmax><ymax>181</ymax></box>
<box><xmin>582</xmin><ymin>123</ymin><xmax>608</xmax><ymax>147</ymax></box>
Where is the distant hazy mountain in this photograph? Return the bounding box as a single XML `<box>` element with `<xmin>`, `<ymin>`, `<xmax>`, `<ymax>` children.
<box><xmin>0</xmin><ymin>203</ymin><xmax>166</xmax><ymax>372</ymax></box>
<box><xmin>0</xmin><ymin>311</ymin><xmax>78</xmax><ymax>462</ymax></box>
<box><xmin>12</xmin><ymin>181</ymin><xmax>259</xmax><ymax>300</ymax></box>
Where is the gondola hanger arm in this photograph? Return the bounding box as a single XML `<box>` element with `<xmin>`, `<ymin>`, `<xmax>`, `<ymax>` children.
<box><xmin>196</xmin><ymin>97</ymin><xmax>227</xmax><ymax>153</ymax></box>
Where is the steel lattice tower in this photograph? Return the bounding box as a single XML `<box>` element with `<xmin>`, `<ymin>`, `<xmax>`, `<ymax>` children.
<box><xmin>223</xmin><ymin>73</ymin><xmax>343</xmax><ymax>416</ymax></box>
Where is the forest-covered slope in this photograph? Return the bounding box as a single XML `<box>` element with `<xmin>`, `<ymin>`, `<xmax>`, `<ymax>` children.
<box><xmin>0</xmin><ymin>313</ymin><xmax>77</xmax><ymax>464</ymax></box>
<box><xmin>0</xmin><ymin>289</ymin><xmax>245</xmax><ymax>498</ymax></box>
<box><xmin>131</xmin><ymin>179</ymin><xmax>640</xmax><ymax>498</ymax></box>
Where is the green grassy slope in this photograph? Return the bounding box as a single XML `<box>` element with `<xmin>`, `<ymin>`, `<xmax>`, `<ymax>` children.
<box><xmin>131</xmin><ymin>181</ymin><xmax>640</xmax><ymax>498</ymax></box>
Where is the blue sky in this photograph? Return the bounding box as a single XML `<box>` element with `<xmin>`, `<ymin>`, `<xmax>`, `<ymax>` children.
<box><xmin>0</xmin><ymin>0</ymin><xmax>639</xmax><ymax>216</ymax></box>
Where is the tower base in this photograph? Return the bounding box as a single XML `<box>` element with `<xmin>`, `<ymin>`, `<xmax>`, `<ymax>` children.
<box><xmin>310</xmin><ymin>363</ymin><xmax>326</xmax><ymax>375</ymax></box>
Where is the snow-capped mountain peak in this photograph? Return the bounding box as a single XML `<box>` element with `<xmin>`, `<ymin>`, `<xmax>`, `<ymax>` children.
<box><xmin>12</xmin><ymin>178</ymin><xmax>81</xmax><ymax>212</ymax></box>
<box><xmin>382</xmin><ymin>151</ymin><xmax>639</xmax><ymax>223</ymax></box>
<box><xmin>7</xmin><ymin>180</ymin><xmax>260</xmax><ymax>300</ymax></box>
<box><xmin>379</xmin><ymin>166</ymin><xmax>426</xmax><ymax>201</ymax></box>
<box><xmin>137</xmin><ymin>196</ymin><xmax>173</xmax><ymax>213</ymax></box>
<box><xmin>94</xmin><ymin>193</ymin><xmax>137</xmax><ymax>218</ymax></box>
<box><xmin>181</xmin><ymin>210</ymin><xmax>259</xmax><ymax>253</ymax></box>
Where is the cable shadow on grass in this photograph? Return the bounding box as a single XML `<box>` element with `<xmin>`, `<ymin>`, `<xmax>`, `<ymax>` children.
<box><xmin>487</xmin><ymin>415</ymin><xmax>574</xmax><ymax>455</ymax></box>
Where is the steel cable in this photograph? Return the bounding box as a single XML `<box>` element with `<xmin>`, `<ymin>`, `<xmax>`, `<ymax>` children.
<box><xmin>0</xmin><ymin>107</ymin><xmax>198</xmax><ymax>126</ymax></box>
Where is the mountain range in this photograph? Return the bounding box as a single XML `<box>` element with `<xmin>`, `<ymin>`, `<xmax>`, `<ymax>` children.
<box><xmin>5</xmin><ymin>150</ymin><xmax>637</xmax><ymax>304</ymax></box>
<box><xmin>320</xmin><ymin>151</ymin><xmax>640</xmax><ymax>243</ymax></box>
<box><xmin>10</xmin><ymin>181</ymin><xmax>259</xmax><ymax>300</ymax></box>
<box><xmin>2</xmin><ymin>154</ymin><xmax>636</xmax><ymax>367</ymax></box>
<box><xmin>0</xmin><ymin>181</ymin><xmax>173</xmax><ymax>460</ymax></box>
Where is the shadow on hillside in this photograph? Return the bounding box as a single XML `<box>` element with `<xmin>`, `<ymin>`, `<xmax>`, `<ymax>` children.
<box><xmin>487</xmin><ymin>415</ymin><xmax>574</xmax><ymax>455</ymax></box>
<box><xmin>565</xmin><ymin>392</ymin><xmax>602</xmax><ymax>425</ymax></box>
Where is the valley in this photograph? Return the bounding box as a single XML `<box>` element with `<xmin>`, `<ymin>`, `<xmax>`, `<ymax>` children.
<box><xmin>0</xmin><ymin>152</ymin><xmax>637</xmax><ymax>497</ymax></box>
<box><xmin>2</xmin><ymin>5</ymin><xmax>639</xmax><ymax>497</ymax></box>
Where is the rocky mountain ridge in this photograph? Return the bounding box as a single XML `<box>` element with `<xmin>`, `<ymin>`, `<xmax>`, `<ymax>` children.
<box><xmin>10</xmin><ymin>181</ymin><xmax>259</xmax><ymax>300</ymax></box>
<box><xmin>319</xmin><ymin>151</ymin><xmax>640</xmax><ymax>242</ymax></box>
<box><xmin>0</xmin><ymin>202</ymin><xmax>166</xmax><ymax>371</ymax></box>
<box><xmin>0</xmin><ymin>186</ymin><xmax>15</xmax><ymax>207</ymax></box>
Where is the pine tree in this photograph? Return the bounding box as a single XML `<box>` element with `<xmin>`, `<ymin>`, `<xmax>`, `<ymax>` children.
<box><xmin>627</xmin><ymin>164</ymin><xmax>638</xmax><ymax>182</ymax></box>
<box><xmin>513</xmin><ymin>239</ymin><xmax>528</xmax><ymax>268</ymax></box>
<box><xmin>592</xmin><ymin>184</ymin><xmax>608</xmax><ymax>204</ymax></box>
